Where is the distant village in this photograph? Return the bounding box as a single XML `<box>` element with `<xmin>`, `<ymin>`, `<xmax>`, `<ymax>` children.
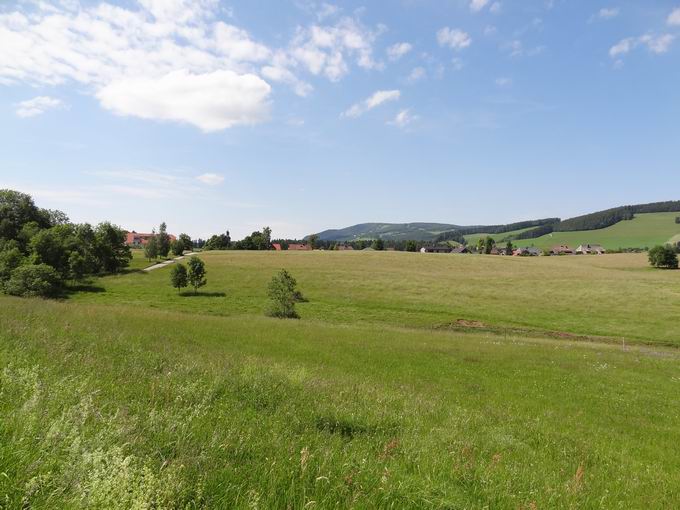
<box><xmin>125</xmin><ymin>231</ymin><xmax>607</xmax><ymax>256</ymax></box>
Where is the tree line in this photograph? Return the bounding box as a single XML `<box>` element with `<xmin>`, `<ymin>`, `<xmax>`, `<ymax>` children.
<box><xmin>0</xmin><ymin>190</ymin><xmax>132</xmax><ymax>297</ymax></box>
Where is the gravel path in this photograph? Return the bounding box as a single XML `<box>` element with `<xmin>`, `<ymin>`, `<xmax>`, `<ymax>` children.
<box><xmin>142</xmin><ymin>252</ymin><xmax>198</xmax><ymax>272</ymax></box>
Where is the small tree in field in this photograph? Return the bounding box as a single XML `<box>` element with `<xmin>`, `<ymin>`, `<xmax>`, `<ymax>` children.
<box><xmin>171</xmin><ymin>239</ymin><xmax>184</xmax><ymax>257</ymax></box>
<box><xmin>170</xmin><ymin>263</ymin><xmax>188</xmax><ymax>293</ymax></box>
<box><xmin>144</xmin><ymin>233</ymin><xmax>158</xmax><ymax>261</ymax></box>
<box><xmin>648</xmin><ymin>245</ymin><xmax>678</xmax><ymax>269</ymax></box>
<box><xmin>187</xmin><ymin>256</ymin><xmax>207</xmax><ymax>294</ymax></box>
<box><xmin>266</xmin><ymin>269</ymin><xmax>304</xmax><ymax>319</ymax></box>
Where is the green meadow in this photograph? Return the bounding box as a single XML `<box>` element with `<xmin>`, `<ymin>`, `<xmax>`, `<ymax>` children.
<box><xmin>522</xmin><ymin>212</ymin><xmax>680</xmax><ymax>250</ymax></box>
<box><xmin>2</xmin><ymin>251</ymin><xmax>680</xmax><ymax>508</ymax></box>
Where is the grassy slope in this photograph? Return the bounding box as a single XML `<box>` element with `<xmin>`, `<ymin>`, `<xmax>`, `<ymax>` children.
<box><xmin>522</xmin><ymin>212</ymin><xmax>680</xmax><ymax>250</ymax></box>
<box><xmin>463</xmin><ymin>227</ymin><xmax>534</xmax><ymax>246</ymax></box>
<box><xmin>70</xmin><ymin>251</ymin><xmax>680</xmax><ymax>345</ymax></box>
<box><xmin>2</xmin><ymin>297</ymin><xmax>680</xmax><ymax>509</ymax></box>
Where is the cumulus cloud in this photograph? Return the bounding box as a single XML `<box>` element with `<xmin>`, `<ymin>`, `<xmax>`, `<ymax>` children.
<box><xmin>388</xmin><ymin>109</ymin><xmax>417</xmax><ymax>128</ymax></box>
<box><xmin>610</xmin><ymin>34</ymin><xmax>675</xmax><ymax>58</ymax></box>
<box><xmin>495</xmin><ymin>77</ymin><xmax>512</xmax><ymax>87</ymax></box>
<box><xmin>387</xmin><ymin>42</ymin><xmax>412</xmax><ymax>61</ymax></box>
<box><xmin>668</xmin><ymin>8</ymin><xmax>680</xmax><ymax>26</ymax></box>
<box><xmin>196</xmin><ymin>173</ymin><xmax>225</xmax><ymax>185</ymax></box>
<box><xmin>342</xmin><ymin>89</ymin><xmax>400</xmax><ymax>118</ymax></box>
<box><xmin>97</xmin><ymin>70</ymin><xmax>271</xmax><ymax>132</ymax></box>
<box><xmin>437</xmin><ymin>28</ymin><xmax>472</xmax><ymax>51</ymax></box>
<box><xmin>0</xmin><ymin>0</ymin><xmax>383</xmax><ymax>129</ymax></box>
<box><xmin>16</xmin><ymin>96</ymin><xmax>63</xmax><ymax>117</ymax></box>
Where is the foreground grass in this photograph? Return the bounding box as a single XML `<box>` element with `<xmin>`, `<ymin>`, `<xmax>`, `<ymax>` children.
<box><xmin>2</xmin><ymin>297</ymin><xmax>680</xmax><ymax>508</ymax></box>
<box><xmin>71</xmin><ymin>251</ymin><xmax>680</xmax><ymax>346</ymax></box>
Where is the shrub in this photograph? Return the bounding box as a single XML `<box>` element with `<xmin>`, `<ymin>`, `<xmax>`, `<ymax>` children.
<box><xmin>266</xmin><ymin>269</ymin><xmax>303</xmax><ymax>319</ymax></box>
<box><xmin>187</xmin><ymin>257</ymin><xmax>207</xmax><ymax>294</ymax></box>
<box><xmin>648</xmin><ymin>245</ymin><xmax>678</xmax><ymax>269</ymax></box>
<box><xmin>5</xmin><ymin>264</ymin><xmax>61</xmax><ymax>297</ymax></box>
<box><xmin>170</xmin><ymin>263</ymin><xmax>188</xmax><ymax>293</ymax></box>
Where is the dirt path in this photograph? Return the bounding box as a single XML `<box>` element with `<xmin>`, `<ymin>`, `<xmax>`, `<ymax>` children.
<box><xmin>143</xmin><ymin>252</ymin><xmax>198</xmax><ymax>272</ymax></box>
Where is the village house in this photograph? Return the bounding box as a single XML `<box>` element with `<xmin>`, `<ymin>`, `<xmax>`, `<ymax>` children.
<box><xmin>420</xmin><ymin>246</ymin><xmax>452</xmax><ymax>254</ymax></box>
<box><xmin>125</xmin><ymin>231</ymin><xmax>176</xmax><ymax>247</ymax></box>
<box><xmin>288</xmin><ymin>243</ymin><xmax>312</xmax><ymax>251</ymax></box>
<box><xmin>513</xmin><ymin>247</ymin><xmax>542</xmax><ymax>257</ymax></box>
<box><xmin>451</xmin><ymin>246</ymin><xmax>470</xmax><ymax>254</ymax></box>
<box><xmin>550</xmin><ymin>245</ymin><xmax>573</xmax><ymax>255</ymax></box>
<box><xmin>576</xmin><ymin>244</ymin><xmax>606</xmax><ymax>255</ymax></box>
<box><xmin>272</xmin><ymin>243</ymin><xmax>282</xmax><ymax>251</ymax></box>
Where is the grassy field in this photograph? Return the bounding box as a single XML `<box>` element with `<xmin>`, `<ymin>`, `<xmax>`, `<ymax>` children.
<box><xmin>520</xmin><ymin>212</ymin><xmax>680</xmax><ymax>250</ymax></box>
<box><xmin>70</xmin><ymin>250</ymin><xmax>680</xmax><ymax>346</ymax></box>
<box><xmin>2</xmin><ymin>251</ymin><xmax>680</xmax><ymax>508</ymax></box>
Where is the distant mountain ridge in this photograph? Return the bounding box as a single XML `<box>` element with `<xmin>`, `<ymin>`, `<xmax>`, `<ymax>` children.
<box><xmin>312</xmin><ymin>201</ymin><xmax>680</xmax><ymax>243</ymax></box>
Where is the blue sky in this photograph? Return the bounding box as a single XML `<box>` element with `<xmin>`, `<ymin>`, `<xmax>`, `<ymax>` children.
<box><xmin>1</xmin><ymin>0</ymin><xmax>679</xmax><ymax>239</ymax></box>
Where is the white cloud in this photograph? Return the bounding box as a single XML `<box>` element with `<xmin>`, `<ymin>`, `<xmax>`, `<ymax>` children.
<box><xmin>484</xmin><ymin>25</ymin><xmax>497</xmax><ymax>36</ymax></box>
<box><xmin>599</xmin><ymin>8</ymin><xmax>620</xmax><ymax>19</ymax></box>
<box><xmin>0</xmin><ymin>1</ymin><xmax>383</xmax><ymax>129</ymax></box>
<box><xmin>490</xmin><ymin>2</ymin><xmax>502</xmax><ymax>14</ymax></box>
<box><xmin>387</xmin><ymin>42</ymin><xmax>412</xmax><ymax>61</ymax></box>
<box><xmin>97</xmin><ymin>70</ymin><xmax>271</xmax><ymax>132</ymax></box>
<box><xmin>16</xmin><ymin>96</ymin><xmax>63</xmax><ymax>117</ymax></box>
<box><xmin>261</xmin><ymin>65</ymin><xmax>313</xmax><ymax>97</ymax></box>
<box><xmin>388</xmin><ymin>109</ymin><xmax>417</xmax><ymax>128</ymax></box>
<box><xmin>289</xmin><ymin>16</ymin><xmax>384</xmax><ymax>81</ymax></box>
<box><xmin>407</xmin><ymin>66</ymin><xmax>426</xmax><ymax>83</ymax></box>
<box><xmin>470</xmin><ymin>0</ymin><xmax>489</xmax><ymax>12</ymax></box>
<box><xmin>495</xmin><ymin>77</ymin><xmax>512</xmax><ymax>87</ymax></box>
<box><xmin>610</xmin><ymin>34</ymin><xmax>675</xmax><ymax>58</ymax></box>
<box><xmin>668</xmin><ymin>8</ymin><xmax>680</xmax><ymax>26</ymax></box>
<box><xmin>196</xmin><ymin>173</ymin><xmax>225</xmax><ymax>185</ymax></box>
<box><xmin>342</xmin><ymin>89</ymin><xmax>400</xmax><ymax>118</ymax></box>
<box><xmin>437</xmin><ymin>27</ymin><xmax>472</xmax><ymax>51</ymax></box>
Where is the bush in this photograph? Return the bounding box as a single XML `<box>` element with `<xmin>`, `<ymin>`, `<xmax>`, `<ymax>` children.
<box><xmin>5</xmin><ymin>264</ymin><xmax>62</xmax><ymax>297</ymax></box>
<box><xmin>648</xmin><ymin>245</ymin><xmax>678</xmax><ymax>269</ymax></box>
<box><xmin>266</xmin><ymin>269</ymin><xmax>304</xmax><ymax>319</ymax></box>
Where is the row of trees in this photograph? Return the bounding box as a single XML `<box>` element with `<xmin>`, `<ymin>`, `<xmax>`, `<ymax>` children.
<box><xmin>170</xmin><ymin>257</ymin><xmax>207</xmax><ymax>293</ymax></box>
<box><xmin>0</xmin><ymin>190</ymin><xmax>132</xmax><ymax>297</ymax></box>
<box><xmin>143</xmin><ymin>223</ymin><xmax>192</xmax><ymax>261</ymax></box>
<box><xmin>202</xmin><ymin>227</ymin><xmax>272</xmax><ymax>251</ymax></box>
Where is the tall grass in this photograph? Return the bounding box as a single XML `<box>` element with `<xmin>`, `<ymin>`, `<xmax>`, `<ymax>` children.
<box><xmin>2</xmin><ymin>296</ymin><xmax>680</xmax><ymax>508</ymax></box>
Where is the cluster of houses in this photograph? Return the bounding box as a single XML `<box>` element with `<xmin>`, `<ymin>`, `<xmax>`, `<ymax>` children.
<box><xmin>421</xmin><ymin>243</ymin><xmax>607</xmax><ymax>256</ymax></box>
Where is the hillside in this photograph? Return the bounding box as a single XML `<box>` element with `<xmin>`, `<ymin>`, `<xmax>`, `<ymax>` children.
<box><xmin>518</xmin><ymin>212</ymin><xmax>680</xmax><ymax>250</ymax></box>
<box><xmin>312</xmin><ymin>201</ymin><xmax>680</xmax><ymax>248</ymax></box>
<box><xmin>314</xmin><ymin>222</ymin><xmax>461</xmax><ymax>242</ymax></box>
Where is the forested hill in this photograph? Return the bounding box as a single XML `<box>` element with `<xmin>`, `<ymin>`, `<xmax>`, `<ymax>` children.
<box><xmin>314</xmin><ymin>223</ymin><xmax>462</xmax><ymax>242</ymax></box>
<box><xmin>312</xmin><ymin>201</ymin><xmax>680</xmax><ymax>242</ymax></box>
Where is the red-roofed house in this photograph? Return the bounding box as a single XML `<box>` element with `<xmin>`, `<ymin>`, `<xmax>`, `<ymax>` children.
<box><xmin>288</xmin><ymin>243</ymin><xmax>312</xmax><ymax>251</ymax></box>
<box><xmin>125</xmin><ymin>231</ymin><xmax>176</xmax><ymax>247</ymax></box>
<box><xmin>272</xmin><ymin>243</ymin><xmax>282</xmax><ymax>251</ymax></box>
